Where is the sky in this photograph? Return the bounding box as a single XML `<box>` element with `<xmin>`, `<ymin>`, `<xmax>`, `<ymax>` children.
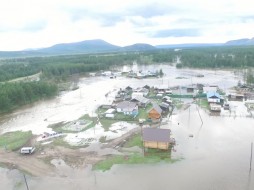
<box><xmin>0</xmin><ymin>0</ymin><xmax>254</xmax><ymax>51</ymax></box>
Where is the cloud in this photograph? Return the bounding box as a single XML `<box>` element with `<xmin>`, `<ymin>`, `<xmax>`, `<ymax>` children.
<box><xmin>128</xmin><ymin>3</ymin><xmax>178</xmax><ymax>18</ymax></box>
<box><xmin>0</xmin><ymin>20</ymin><xmax>47</xmax><ymax>33</ymax></box>
<box><xmin>151</xmin><ymin>28</ymin><xmax>201</xmax><ymax>38</ymax></box>
<box><xmin>239</xmin><ymin>15</ymin><xmax>254</xmax><ymax>23</ymax></box>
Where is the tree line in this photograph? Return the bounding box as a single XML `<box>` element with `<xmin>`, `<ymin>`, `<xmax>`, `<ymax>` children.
<box><xmin>0</xmin><ymin>46</ymin><xmax>253</xmax><ymax>112</ymax></box>
<box><xmin>0</xmin><ymin>81</ymin><xmax>57</xmax><ymax>113</ymax></box>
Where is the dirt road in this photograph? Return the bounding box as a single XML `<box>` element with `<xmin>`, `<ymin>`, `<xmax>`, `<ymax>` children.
<box><xmin>0</xmin><ymin>126</ymin><xmax>141</xmax><ymax>176</ymax></box>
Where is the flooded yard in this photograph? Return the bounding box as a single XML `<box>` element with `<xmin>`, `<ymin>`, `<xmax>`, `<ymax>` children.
<box><xmin>1</xmin><ymin>65</ymin><xmax>254</xmax><ymax>190</ymax></box>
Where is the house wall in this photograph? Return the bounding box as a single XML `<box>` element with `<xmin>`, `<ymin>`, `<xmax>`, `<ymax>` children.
<box><xmin>208</xmin><ymin>98</ymin><xmax>220</xmax><ymax>103</ymax></box>
<box><xmin>143</xmin><ymin>141</ymin><xmax>169</xmax><ymax>150</ymax></box>
<box><xmin>117</xmin><ymin>108</ymin><xmax>123</xmax><ymax>112</ymax></box>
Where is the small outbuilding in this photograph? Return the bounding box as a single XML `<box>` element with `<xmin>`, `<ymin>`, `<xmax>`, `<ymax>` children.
<box><xmin>210</xmin><ymin>103</ymin><xmax>221</xmax><ymax>112</ymax></box>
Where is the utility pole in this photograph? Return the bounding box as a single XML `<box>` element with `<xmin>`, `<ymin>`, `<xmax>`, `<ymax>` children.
<box><xmin>250</xmin><ymin>142</ymin><xmax>253</xmax><ymax>172</ymax></box>
<box><xmin>23</xmin><ymin>173</ymin><xmax>29</xmax><ymax>190</ymax></box>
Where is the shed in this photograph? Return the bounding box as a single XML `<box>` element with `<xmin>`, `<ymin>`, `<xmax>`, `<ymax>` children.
<box><xmin>210</xmin><ymin>103</ymin><xmax>221</xmax><ymax>112</ymax></box>
<box><xmin>143</xmin><ymin>128</ymin><xmax>171</xmax><ymax>150</ymax></box>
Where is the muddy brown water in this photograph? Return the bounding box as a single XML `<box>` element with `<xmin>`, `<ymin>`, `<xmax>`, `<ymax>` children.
<box><xmin>1</xmin><ymin>65</ymin><xmax>253</xmax><ymax>190</ymax></box>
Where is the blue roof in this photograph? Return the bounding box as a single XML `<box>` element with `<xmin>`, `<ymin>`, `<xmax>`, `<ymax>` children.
<box><xmin>207</xmin><ymin>92</ymin><xmax>220</xmax><ymax>99</ymax></box>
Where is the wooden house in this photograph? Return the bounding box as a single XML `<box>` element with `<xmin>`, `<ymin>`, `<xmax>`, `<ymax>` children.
<box><xmin>142</xmin><ymin>128</ymin><xmax>171</xmax><ymax>150</ymax></box>
<box><xmin>148</xmin><ymin>104</ymin><xmax>162</xmax><ymax>120</ymax></box>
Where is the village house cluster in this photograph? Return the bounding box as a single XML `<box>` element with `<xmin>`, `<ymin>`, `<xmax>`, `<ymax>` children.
<box><xmin>32</xmin><ymin>81</ymin><xmax>254</xmax><ymax>153</ymax></box>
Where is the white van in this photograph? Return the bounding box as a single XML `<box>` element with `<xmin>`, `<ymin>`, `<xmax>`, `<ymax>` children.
<box><xmin>20</xmin><ymin>147</ymin><xmax>35</xmax><ymax>154</ymax></box>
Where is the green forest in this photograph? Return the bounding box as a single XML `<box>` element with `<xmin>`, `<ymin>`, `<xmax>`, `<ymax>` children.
<box><xmin>0</xmin><ymin>81</ymin><xmax>57</xmax><ymax>113</ymax></box>
<box><xmin>0</xmin><ymin>46</ymin><xmax>254</xmax><ymax>113</ymax></box>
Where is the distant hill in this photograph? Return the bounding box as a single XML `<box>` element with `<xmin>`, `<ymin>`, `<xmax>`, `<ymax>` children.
<box><xmin>123</xmin><ymin>43</ymin><xmax>156</xmax><ymax>51</ymax></box>
<box><xmin>225</xmin><ymin>38</ymin><xmax>254</xmax><ymax>46</ymax></box>
<box><xmin>37</xmin><ymin>39</ymin><xmax>121</xmax><ymax>54</ymax></box>
<box><xmin>1</xmin><ymin>37</ymin><xmax>254</xmax><ymax>58</ymax></box>
<box><xmin>156</xmin><ymin>43</ymin><xmax>222</xmax><ymax>49</ymax></box>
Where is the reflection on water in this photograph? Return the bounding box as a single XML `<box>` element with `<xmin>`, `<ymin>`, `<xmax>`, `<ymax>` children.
<box><xmin>1</xmin><ymin>65</ymin><xmax>253</xmax><ymax>190</ymax></box>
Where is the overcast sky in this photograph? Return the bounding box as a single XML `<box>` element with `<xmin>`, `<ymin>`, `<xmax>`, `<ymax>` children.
<box><xmin>0</xmin><ymin>0</ymin><xmax>254</xmax><ymax>50</ymax></box>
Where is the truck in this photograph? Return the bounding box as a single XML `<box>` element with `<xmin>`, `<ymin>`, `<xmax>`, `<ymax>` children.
<box><xmin>20</xmin><ymin>147</ymin><xmax>35</xmax><ymax>154</ymax></box>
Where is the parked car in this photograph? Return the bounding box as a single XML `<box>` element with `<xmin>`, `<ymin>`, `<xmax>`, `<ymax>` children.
<box><xmin>20</xmin><ymin>147</ymin><xmax>35</xmax><ymax>154</ymax></box>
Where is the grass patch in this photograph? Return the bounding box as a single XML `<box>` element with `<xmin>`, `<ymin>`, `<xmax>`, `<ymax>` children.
<box><xmin>0</xmin><ymin>131</ymin><xmax>33</xmax><ymax>151</ymax></box>
<box><xmin>50</xmin><ymin>136</ymin><xmax>88</xmax><ymax>149</ymax></box>
<box><xmin>114</xmin><ymin>113</ymin><xmax>136</xmax><ymax>121</ymax></box>
<box><xmin>197</xmin><ymin>98</ymin><xmax>209</xmax><ymax>110</ymax></box>
<box><xmin>14</xmin><ymin>181</ymin><xmax>23</xmax><ymax>189</ymax></box>
<box><xmin>99</xmin><ymin>118</ymin><xmax>117</xmax><ymax>131</ymax></box>
<box><xmin>124</xmin><ymin>134</ymin><xmax>142</xmax><ymax>148</ymax></box>
<box><xmin>99</xmin><ymin>136</ymin><xmax>107</xmax><ymax>143</ymax></box>
<box><xmin>137</xmin><ymin>103</ymin><xmax>153</xmax><ymax>120</ymax></box>
<box><xmin>172</xmin><ymin>98</ymin><xmax>184</xmax><ymax>109</ymax></box>
<box><xmin>93</xmin><ymin>152</ymin><xmax>176</xmax><ymax>171</ymax></box>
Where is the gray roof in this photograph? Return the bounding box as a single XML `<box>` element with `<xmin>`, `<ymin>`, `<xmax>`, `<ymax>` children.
<box><xmin>160</xmin><ymin>102</ymin><xmax>170</xmax><ymax>108</ymax></box>
<box><xmin>149</xmin><ymin>103</ymin><xmax>162</xmax><ymax>114</ymax></box>
<box><xmin>117</xmin><ymin>101</ymin><xmax>137</xmax><ymax>111</ymax></box>
<box><xmin>131</xmin><ymin>96</ymin><xmax>150</xmax><ymax>104</ymax></box>
<box><xmin>143</xmin><ymin>128</ymin><xmax>171</xmax><ymax>142</ymax></box>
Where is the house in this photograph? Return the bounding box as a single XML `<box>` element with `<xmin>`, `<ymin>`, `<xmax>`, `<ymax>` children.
<box><xmin>228</xmin><ymin>93</ymin><xmax>244</xmax><ymax>101</ymax></box>
<box><xmin>100</xmin><ymin>104</ymin><xmax>112</xmax><ymax>109</ymax></box>
<box><xmin>186</xmin><ymin>86</ymin><xmax>195</xmax><ymax>93</ymax></box>
<box><xmin>125</xmin><ymin>86</ymin><xmax>133</xmax><ymax>92</ymax></box>
<box><xmin>101</xmin><ymin>71</ymin><xmax>112</xmax><ymax>76</ymax></box>
<box><xmin>207</xmin><ymin>92</ymin><xmax>221</xmax><ymax>103</ymax></box>
<box><xmin>143</xmin><ymin>85</ymin><xmax>150</xmax><ymax>90</ymax></box>
<box><xmin>159</xmin><ymin>102</ymin><xmax>170</xmax><ymax>112</ymax></box>
<box><xmin>132</xmin><ymin>92</ymin><xmax>144</xmax><ymax>98</ymax></box>
<box><xmin>165</xmin><ymin>89</ymin><xmax>173</xmax><ymax>94</ymax></box>
<box><xmin>123</xmin><ymin>94</ymin><xmax>132</xmax><ymax>100</ymax></box>
<box><xmin>148</xmin><ymin>104</ymin><xmax>162</xmax><ymax>120</ymax></box>
<box><xmin>115</xmin><ymin>94</ymin><xmax>124</xmax><ymax>102</ymax></box>
<box><xmin>133</xmin><ymin>87</ymin><xmax>149</xmax><ymax>97</ymax></box>
<box><xmin>131</xmin><ymin>96</ymin><xmax>150</xmax><ymax>108</ymax></box>
<box><xmin>142</xmin><ymin>128</ymin><xmax>172</xmax><ymax>150</ymax></box>
<box><xmin>116</xmin><ymin>101</ymin><xmax>138</xmax><ymax>116</ymax></box>
<box><xmin>162</xmin><ymin>96</ymin><xmax>172</xmax><ymax>104</ymax></box>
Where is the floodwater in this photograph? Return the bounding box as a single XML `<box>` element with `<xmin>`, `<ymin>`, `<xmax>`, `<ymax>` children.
<box><xmin>1</xmin><ymin>65</ymin><xmax>254</xmax><ymax>190</ymax></box>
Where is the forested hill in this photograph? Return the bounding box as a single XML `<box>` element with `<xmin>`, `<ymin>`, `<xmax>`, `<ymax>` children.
<box><xmin>0</xmin><ymin>40</ymin><xmax>156</xmax><ymax>58</ymax></box>
<box><xmin>38</xmin><ymin>39</ymin><xmax>120</xmax><ymax>54</ymax></box>
<box><xmin>0</xmin><ymin>38</ymin><xmax>254</xmax><ymax>58</ymax></box>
